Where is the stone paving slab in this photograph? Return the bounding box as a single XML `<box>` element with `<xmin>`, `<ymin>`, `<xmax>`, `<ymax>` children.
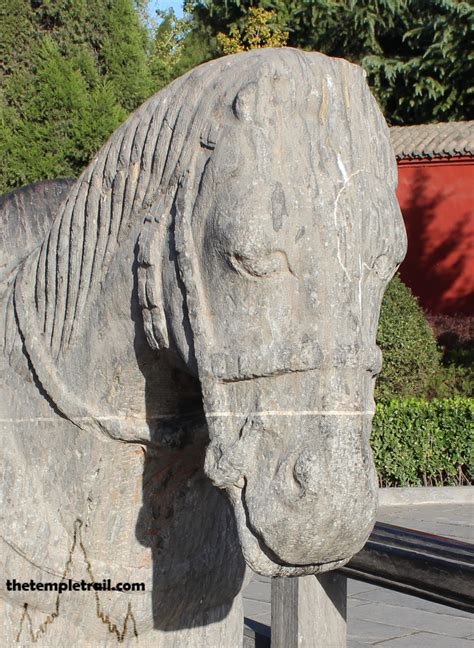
<box><xmin>348</xmin><ymin>597</ymin><xmax>373</xmax><ymax>610</ymax></box>
<box><xmin>379</xmin><ymin>486</ymin><xmax>474</xmax><ymax>506</ymax></box>
<box><xmin>378</xmin><ymin>503</ymin><xmax>474</xmax><ymax>543</ymax></box>
<box><xmin>242</xmin><ymin>501</ymin><xmax>474</xmax><ymax>646</ymax></box>
<box><xmin>347</xmin><ymin>616</ymin><xmax>416</xmax><ymax>645</ymax></box>
<box><xmin>348</xmin><ymin>580</ymin><xmax>379</xmax><ymax>596</ymax></box>
<box><xmin>351</xmin><ymin>599</ymin><xmax>473</xmax><ymax>639</ymax></box>
<box><xmin>350</xmin><ymin>585</ymin><xmax>473</xmax><ymax>619</ymax></box>
<box><xmin>373</xmin><ymin>632</ymin><xmax>474</xmax><ymax>647</ymax></box>
<box><xmin>243</xmin><ymin>578</ymin><xmax>474</xmax><ymax>646</ymax></box>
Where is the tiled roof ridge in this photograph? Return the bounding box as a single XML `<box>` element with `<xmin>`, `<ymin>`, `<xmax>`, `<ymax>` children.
<box><xmin>389</xmin><ymin>121</ymin><xmax>474</xmax><ymax>160</ymax></box>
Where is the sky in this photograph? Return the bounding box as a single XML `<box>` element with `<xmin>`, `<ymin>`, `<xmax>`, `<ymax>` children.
<box><xmin>148</xmin><ymin>0</ymin><xmax>184</xmax><ymax>19</ymax></box>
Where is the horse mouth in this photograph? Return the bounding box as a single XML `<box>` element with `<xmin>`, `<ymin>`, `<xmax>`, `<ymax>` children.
<box><xmin>202</xmin><ymin>375</ymin><xmax>378</xmax><ymax>576</ymax></box>
<box><xmin>226</xmin><ymin>483</ymin><xmax>356</xmax><ymax>577</ymax></box>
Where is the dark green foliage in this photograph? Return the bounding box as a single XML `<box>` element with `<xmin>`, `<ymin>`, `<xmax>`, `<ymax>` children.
<box><xmin>376</xmin><ymin>275</ymin><xmax>442</xmax><ymax>402</ymax></box>
<box><xmin>429</xmin><ymin>364</ymin><xmax>473</xmax><ymax>400</ymax></box>
<box><xmin>1</xmin><ymin>0</ymin><xmax>112</xmax><ymax>81</ymax></box>
<box><xmin>1</xmin><ymin>40</ymin><xmax>127</xmax><ymax>189</ymax></box>
<box><xmin>0</xmin><ymin>0</ymin><xmax>36</xmax><ymax>78</ymax></box>
<box><xmin>190</xmin><ymin>0</ymin><xmax>474</xmax><ymax>124</ymax></box>
<box><xmin>101</xmin><ymin>0</ymin><xmax>153</xmax><ymax>111</ymax></box>
<box><xmin>374</xmin><ymin>283</ymin><xmax>473</xmax><ymax>486</ymax></box>
<box><xmin>0</xmin><ymin>1</ymin><xmax>214</xmax><ymax>193</ymax></box>
<box><xmin>371</xmin><ymin>398</ymin><xmax>473</xmax><ymax>486</ymax></box>
<box><xmin>427</xmin><ymin>315</ymin><xmax>474</xmax><ymax>398</ymax></box>
<box><xmin>0</xmin><ymin>0</ymin><xmax>155</xmax><ymax>193</ymax></box>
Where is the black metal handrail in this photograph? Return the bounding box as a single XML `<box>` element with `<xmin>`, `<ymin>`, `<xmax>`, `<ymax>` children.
<box><xmin>243</xmin><ymin>521</ymin><xmax>474</xmax><ymax>646</ymax></box>
<box><xmin>340</xmin><ymin>522</ymin><xmax>474</xmax><ymax>613</ymax></box>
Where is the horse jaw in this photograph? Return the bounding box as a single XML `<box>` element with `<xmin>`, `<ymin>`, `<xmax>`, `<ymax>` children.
<box><xmin>202</xmin><ymin>372</ymin><xmax>378</xmax><ymax>577</ymax></box>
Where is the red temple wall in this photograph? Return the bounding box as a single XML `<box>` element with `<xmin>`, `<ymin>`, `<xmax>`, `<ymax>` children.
<box><xmin>396</xmin><ymin>159</ymin><xmax>474</xmax><ymax>315</ymax></box>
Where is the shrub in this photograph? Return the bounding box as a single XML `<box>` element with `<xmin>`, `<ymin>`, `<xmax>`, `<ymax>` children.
<box><xmin>428</xmin><ymin>364</ymin><xmax>473</xmax><ymax>400</ymax></box>
<box><xmin>371</xmin><ymin>398</ymin><xmax>473</xmax><ymax>487</ymax></box>
<box><xmin>375</xmin><ymin>274</ymin><xmax>442</xmax><ymax>402</ymax></box>
<box><xmin>427</xmin><ymin>314</ymin><xmax>474</xmax><ymax>348</ymax></box>
<box><xmin>427</xmin><ymin>314</ymin><xmax>474</xmax><ymax>398</ymax></box>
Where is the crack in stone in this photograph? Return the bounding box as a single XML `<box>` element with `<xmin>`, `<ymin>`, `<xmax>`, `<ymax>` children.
<box><xmin>15</xmin><ymin>519</ymin><xmax>139</xmax><ymax>644</ymax></box>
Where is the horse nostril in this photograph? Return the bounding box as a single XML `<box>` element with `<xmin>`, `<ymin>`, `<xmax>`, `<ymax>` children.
<box><xmin>293</xmin><ymin>450</ymin><xmax>319</xmax><ymax>495</ymax></box>
<box><xmin>368</xmin><ymin>346</ymin><xmax>383</xmax><ymax>374</ymax></box>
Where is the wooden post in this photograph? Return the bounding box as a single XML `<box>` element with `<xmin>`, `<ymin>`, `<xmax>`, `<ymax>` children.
<box><xmin>271</xmin><ymin>573</ymin><xmax>347</xmax><ymax>648</ymax></box>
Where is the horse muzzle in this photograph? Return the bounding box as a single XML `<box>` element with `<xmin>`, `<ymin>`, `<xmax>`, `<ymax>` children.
<box><xmin>203</xmin><ymin>371</ymin><xmax>378</xmax><ymax>575</ymax></box>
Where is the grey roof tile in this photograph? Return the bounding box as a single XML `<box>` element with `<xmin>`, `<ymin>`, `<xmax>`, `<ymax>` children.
<box><xmin>389</xmin><ymin>121</ymin><xmax>474</xmax><ymax>160</ymax></box>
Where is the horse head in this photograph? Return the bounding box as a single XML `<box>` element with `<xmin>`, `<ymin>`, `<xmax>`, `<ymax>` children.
<box><xmin>138</xmin><ymin>48</ymin><xmax>407</xmax><ymax>576</ymax></box>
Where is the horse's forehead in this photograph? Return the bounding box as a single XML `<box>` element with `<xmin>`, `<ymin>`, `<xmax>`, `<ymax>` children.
<box><xmin>214</xmin><ymin>114</ymin><xmax>311</xmax><ymax>163</ymax></box>
<box><xmin>207</xmin><ymin>125</ymin><xmax>315</xmax><ymax>208</ymax></box>
<box><xmin>197</xmin><ymin>139</ymin><xmax>398</xmax><ymax>265</ymax></box>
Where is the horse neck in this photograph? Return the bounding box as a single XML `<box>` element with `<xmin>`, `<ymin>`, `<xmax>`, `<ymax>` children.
<box><xmin>14</xmin><ymin>231</ymin><xmax>202</xmax><ymax>443</ymax></box>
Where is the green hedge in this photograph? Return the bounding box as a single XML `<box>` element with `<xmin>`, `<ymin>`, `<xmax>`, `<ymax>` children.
<box><xmin>371</xmin><ymin>398</ymin><xmax>473</xmax><ymax>487</ymax></box>
<box><xmin>376</xmin><ymin>274</ymin><xmax>442</xmax><ymax>402</ymax></box>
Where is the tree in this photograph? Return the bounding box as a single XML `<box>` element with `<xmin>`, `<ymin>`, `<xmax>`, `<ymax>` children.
<box><xmin>1</xmin><ymin>39</ymin><xmax>127</xmax><ymax>190</ymax></box>
<box><xmin>0</xmin><ymin>0</ymin><xmax>36</xmax><ymax>80</ymax></box>
<box><xmin>0</xmin><ymin>1</ymin><xmax>218</xmax><ymax>193</ymax></box>
<box><xmin>189</xmin><ymin>0</ymin><xmax>474</xmax><ymax>124</ymax></box>
<box><xmin>0</xmin><ymin>0</ymin><xmax>154</xmax><ymax>193</ymax></box>
<box><xmin>216</xmin><ymin>7</ymin><xmax>288</xmax><ymax>54</ymax></box>
<box><xmin>148</xmin><ymin>8</ymin><xmax>202</xmax><ymax>90</ymax></box>
<box><xmin>101</xmin><ymin>0</ymin><xmax>153</xmax><ymax>111</ymax></box>
<box><xmin>147</xmin><ymin>3</ymin><xmax>217</xmax><ymax>89</ymax></box>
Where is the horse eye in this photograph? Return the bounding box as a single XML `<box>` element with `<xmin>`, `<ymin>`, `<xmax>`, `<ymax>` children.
<box><xmin>229</xmin><ymin>250</ymin><xmax>291</xmax><ymax>279</ymax></box>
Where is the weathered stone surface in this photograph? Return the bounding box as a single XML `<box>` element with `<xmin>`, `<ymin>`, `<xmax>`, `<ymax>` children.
<box><xmin>1</xmin><ymin>48</ymin><xmax>406</xmax><ymax>645</ymax></box>
<box><xmin>0</xmin><ymin>179</ymin><xmax>74</xmax><ymax>288</ymax></box>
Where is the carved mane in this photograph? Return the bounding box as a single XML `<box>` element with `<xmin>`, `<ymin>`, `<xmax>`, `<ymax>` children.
<box><xmin>11</xmin><ymin>49</ymin><xmax>398</xmax><ymax>364</ymax></box>
<box><xmin>24</xmin><ymin>61</ymin><xmax>219</xmax><ymax>359</ymax></box>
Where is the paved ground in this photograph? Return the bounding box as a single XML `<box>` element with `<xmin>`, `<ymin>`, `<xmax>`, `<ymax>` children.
<box><xmin>242</xmin><ymin>502</ymin><xmax>474</xmax><ymax>646</ymax></box>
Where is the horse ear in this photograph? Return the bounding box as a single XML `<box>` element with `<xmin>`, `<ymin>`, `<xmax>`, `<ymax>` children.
<box><xmin>232</xmin><ymin>82</ymin><xmax>258</xmax><ymax>123</ymax></box>
<box><xmin>137</xmin><ymin>209</ymin><xmax>170</xmax><ymax>351</ymax></box>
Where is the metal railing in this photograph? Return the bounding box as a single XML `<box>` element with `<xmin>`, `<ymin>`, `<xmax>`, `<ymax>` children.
<box><xmin>244</xmin><ymin>522</ymin><xmax>474</xmax><ymax>647</ymax></box>
<box><xmin>340</xmin><ymin>522</ymin><xmax>474</xmax><ymax>612</ymax></box>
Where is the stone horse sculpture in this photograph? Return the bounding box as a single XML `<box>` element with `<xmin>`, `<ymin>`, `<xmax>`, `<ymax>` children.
<box><xmin>1</xmin><ymin>48</ymin><xmax>406</xmax><ymax>646</ymax></box>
